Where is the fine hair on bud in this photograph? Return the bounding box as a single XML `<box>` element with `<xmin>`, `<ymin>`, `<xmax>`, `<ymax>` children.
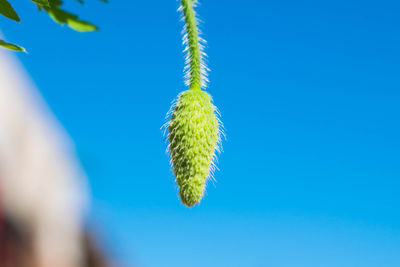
<box><xmin>167</xmin><ymin>90</ymin><xmax>220</xmax><ymax>206</ymax></box>
<box><xmin>165</xmin><ymin>0</ymin><xmax>223</xmax><ymax>207</ymax></box>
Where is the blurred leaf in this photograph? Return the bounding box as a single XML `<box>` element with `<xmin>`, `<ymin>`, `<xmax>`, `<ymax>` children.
<box><xmin>0</xmin><ymin>0</ymin><xmax>20</xmax><ymax>22</ymax></box>
<box><xmin>0</xmin><ymin>40</ymin><xmax>25</xmax><ymax>51</ymax></box>
<box><xmin>30</xmin><ymin>0</ymin><xmax>49</xmax><ymax>7</ymax></box>
<box><xmin>44</xmin><ymin>0</ymin><xmax>98</xmax><ymax>32</ymax></box>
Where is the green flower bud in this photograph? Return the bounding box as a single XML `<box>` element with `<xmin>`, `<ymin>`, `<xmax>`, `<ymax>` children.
<box><xmin>168</xmin><ymin>89</ymin><xmax>220</xmax><ymax>207</ymax></box>
<box><xmin>165</xmin><ymin>0</ymin><xmax>223</xmax><ymax>207</ymax></box>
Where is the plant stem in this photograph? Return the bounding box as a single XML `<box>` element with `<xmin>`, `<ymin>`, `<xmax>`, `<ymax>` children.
<box><xmin>181</xmin><ymin>0</ymin><xmax>202</xmax><ymax>91</ymax></box>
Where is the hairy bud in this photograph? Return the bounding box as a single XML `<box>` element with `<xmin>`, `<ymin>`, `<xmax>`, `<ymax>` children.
<box><xmin>168</xmin><ymin>90</ymin><xmax>219</xmax><ymax>207</ymax></box>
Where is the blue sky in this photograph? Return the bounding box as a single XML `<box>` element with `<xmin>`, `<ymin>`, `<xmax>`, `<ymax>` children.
<box><xmin>2</xmin><ymin>0</ymin><xmax>400</xmax><ymax>266</ymax></box>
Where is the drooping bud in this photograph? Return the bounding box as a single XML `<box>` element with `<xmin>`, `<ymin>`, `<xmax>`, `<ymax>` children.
<box><xmin>168</xmin><ymin>89</ymin><xmax>219</xmax><ymax>206</ymax></box>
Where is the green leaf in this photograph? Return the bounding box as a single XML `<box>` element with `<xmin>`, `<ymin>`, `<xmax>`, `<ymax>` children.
<box><xmin>46</xmin><ymin>8</ymin><xmax>98</xmax><ymax>31</ymax></box>
<box><xmin>30</xmin><ymin>0</ymin><xmax>49</xmax><ymax>6</ymax></box>
<box><xmin>0</xmin><ymin>40</ymin><xmax>25</xmax><ymax>52</ymax></box>
<box><xmin>0</xmin><ymin>0</ymin><xmax>20</xmax><ymax>22</ymax></box>
<box><xmin>65</xmin><ymin>17</ymin><xmax>98</xmax><ymax>31</ymax></box>
<box><xmin>44</xmin><ymin>0</ymin><xmax>98</xmax><ymax>32</ymax></box>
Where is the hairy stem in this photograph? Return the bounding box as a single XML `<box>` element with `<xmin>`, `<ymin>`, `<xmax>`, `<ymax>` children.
<box><xmin>181</xmin><ymin>0</ymin><xmax>202</xmax><ymax>90</ymax></box>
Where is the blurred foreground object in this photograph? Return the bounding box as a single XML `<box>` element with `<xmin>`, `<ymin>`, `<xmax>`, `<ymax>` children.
<box><xmin>0</xmin><ymin>50</ymin><xmax>111</xmax><ymax>267</ymax></box>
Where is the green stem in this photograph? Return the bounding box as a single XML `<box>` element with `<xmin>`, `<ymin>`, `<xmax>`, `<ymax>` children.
<box><xmin>181</xmin><ymin>0</ymin><xmax>202</xmax><ymax>91</ymax></box>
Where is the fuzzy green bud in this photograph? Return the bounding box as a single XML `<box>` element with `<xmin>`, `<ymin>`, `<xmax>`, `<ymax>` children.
<box><xmin>168</xmin><ymin>90</ymin><xmax>219</xmax><ymax>207</ymax></box>
<box><xmin>165</xmin><ymin>0</ymin><xmax>222</xmax><ymax>207</ymax></box>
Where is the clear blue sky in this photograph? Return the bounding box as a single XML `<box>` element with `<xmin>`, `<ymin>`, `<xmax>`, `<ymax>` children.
<box><xmin>2</xmin><ymin>0</ymin><xmax>400</xmax><ymax>266</ymax></box>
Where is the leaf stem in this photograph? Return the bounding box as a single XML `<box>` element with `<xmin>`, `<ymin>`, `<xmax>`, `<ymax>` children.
<box><xmin>181</xmin><ymin>0</ymin><xmax>202</xmax><ymax>90</ymax></box>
